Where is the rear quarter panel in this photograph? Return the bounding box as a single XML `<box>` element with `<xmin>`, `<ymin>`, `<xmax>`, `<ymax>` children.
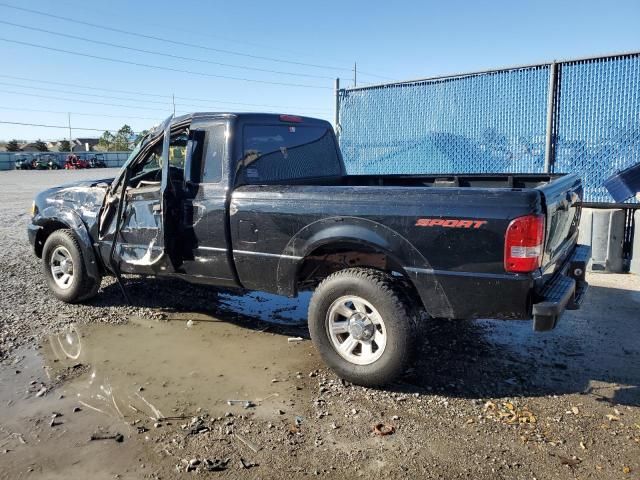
<box><xmin>230</xmin><ymin>185</ymin><xmax>542</xmax><ymax>319</ymax></box>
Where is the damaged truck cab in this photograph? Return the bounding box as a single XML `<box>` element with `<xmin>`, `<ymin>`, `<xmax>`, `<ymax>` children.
<box><xmin>29</xmin><ymin>112</ymin><xmax>591</xmax><ymax>386</ymax></box>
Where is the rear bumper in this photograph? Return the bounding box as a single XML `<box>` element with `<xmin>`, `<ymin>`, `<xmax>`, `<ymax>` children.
<box><xmin>532</xmin><ymin>244</ymin><xmax>591</xmax><ymax>331</ymax></box>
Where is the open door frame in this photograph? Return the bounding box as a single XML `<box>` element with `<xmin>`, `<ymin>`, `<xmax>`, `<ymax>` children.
<box><xmin>101</xmin><ymin>117</ymin><xmax>178</xmax><ymax>276</ymax></box>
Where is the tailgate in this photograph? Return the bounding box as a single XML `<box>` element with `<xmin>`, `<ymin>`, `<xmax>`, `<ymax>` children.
<box><xmin>538</xmin><ymin>173</ymin><xmax>583</xmax><ymax>272</ymax></box>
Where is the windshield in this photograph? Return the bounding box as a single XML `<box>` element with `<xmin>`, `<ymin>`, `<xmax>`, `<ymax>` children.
<box><xmin>111</xmin><ymin>140</ymin><xmax>144</xmax><ymax>190</ymax></box>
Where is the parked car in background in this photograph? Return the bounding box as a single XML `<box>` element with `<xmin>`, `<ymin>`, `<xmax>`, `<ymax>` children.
<box><xmin>32</xmin><ymin>156</ymin><xmax>49</xmax><ymax>170</ymax></box>
<box><xmin>64</xmin><ymin>154</ymin><xmax>90</xmax><ymax>169</ymax></box>
<box><xmin>32</xmin><ymin>154</ymin><xmax>62</xmax><ymax>170</ymax></box>
<box><xmin>14</xmin><ymin>154</ymin><xmax>35</xmax><ymax>170</ymax></box>
<box><xmin>46</xmin><ymin>154</ymin><xmax>65</xmax><ymax>170</ymax></box>
<box><xmin>87</xmin><ymin>153</ymin><xmax>107</xmax><ymax>168</ymax></box>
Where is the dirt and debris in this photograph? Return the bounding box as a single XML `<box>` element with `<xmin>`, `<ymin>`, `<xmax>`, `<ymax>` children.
<box><xmin>89</xmin><ymin>432</ymin><xmax>124</xmax><ymax>443</ymax></box>
<box><xmin>372</xmin><ymin>422</ymin><xmax>396</xmax><ymax>436</ymax></box>
<box><xmin>227</xmin><ymin>399</ymin><xmax>255</xmax><ymax>409</ymax></box>
<box><xmin>0</xmin><ymin>169</ymin><xmax>639</xmax><ymax>479</ymax></box>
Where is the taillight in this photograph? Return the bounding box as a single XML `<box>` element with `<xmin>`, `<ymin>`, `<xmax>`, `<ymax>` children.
<box><xmin>279</xmin><ymin>114</ymin><xmax>303</xmax><ymax>123</ymax></box>
<box><xmin>504</xmin><ymin>214</ymin><xmax>545</xmax><ymax>273</ymax></box>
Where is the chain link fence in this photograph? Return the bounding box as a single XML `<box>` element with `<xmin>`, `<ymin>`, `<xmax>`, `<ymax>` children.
<box><xmin>337</xmin><ymin>52</ymin><xmax>640</xmax><ymax>202</ymax></box>
<box><xmin>554</xmin><ymin>55</ymin><xmax>640</xmax><ymax>202</ymax></box>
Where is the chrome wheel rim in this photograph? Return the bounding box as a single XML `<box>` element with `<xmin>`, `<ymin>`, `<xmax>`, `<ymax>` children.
<box><xmin>50</xmin><ymin>246</ymin><xmax>74</xmax><ymax>289</ymax></box>
<box><xmin>326</xmin><ymin>295</ymin><xmax>387</xmax><ymax>365</ymax></box>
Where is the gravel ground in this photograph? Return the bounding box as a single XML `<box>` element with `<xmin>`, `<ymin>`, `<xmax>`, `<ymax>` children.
<box><xmin>1</xmin><ymin>169</ymin><xmax>639</xmax><ymax>479</ymax></box>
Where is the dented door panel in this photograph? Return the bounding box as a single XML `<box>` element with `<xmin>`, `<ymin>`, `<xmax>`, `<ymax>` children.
<box><xmin>117</xmin><ymin>186</ymin><xmax>164</xmax><ymax>271</ymax></box>
<box><xmin>107</xmin><ymin>120</ymin><xmax>174</xmax><ymax>274</ymax></box>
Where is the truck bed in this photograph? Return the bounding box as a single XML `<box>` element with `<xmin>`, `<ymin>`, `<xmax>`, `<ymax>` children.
<box><xmin>341</xmin><ymin>173</ymin><xmax>563</xmax><ymax>189</ymax></box>
<box><xmin>275</xmin><ymin>173</ymin><xmax>566</xmax><ymax>190</ymax></box>
<box><xmin>229</xmin><ymin>172</ymin><xmax>582</xmax><ymax>320</ymax></box>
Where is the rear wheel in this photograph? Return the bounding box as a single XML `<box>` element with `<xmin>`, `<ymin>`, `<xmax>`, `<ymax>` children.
<box><xmin>308</xmin><ymin>268</ymin><xmax>416</xmax><ymax>387</ymax></box>
<box><xmin>42</xmin><ymin>229</ymin><xmax>101</xmax><ymax>303</ymax></box>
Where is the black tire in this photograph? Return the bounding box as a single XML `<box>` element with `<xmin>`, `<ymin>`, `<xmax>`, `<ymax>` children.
<box><xmin>308</xmin><ymin>268</ymin><xmax>416</xmax><ymax>387</ymax></box>
<box><xmin>42</xmin><ymin>229</ymin><xmax>102</xmax><ymax>303</ymax></box>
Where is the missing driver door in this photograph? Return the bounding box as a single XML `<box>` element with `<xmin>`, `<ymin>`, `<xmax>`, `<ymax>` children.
<box><xmin>115</xmin><ymin>124</ymin><xmax>173</xmax><ymax>274</ymax></box>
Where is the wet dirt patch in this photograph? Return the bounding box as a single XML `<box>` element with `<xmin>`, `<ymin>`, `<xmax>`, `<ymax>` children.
<box><xmin>0</xmin><ymin>317</ymin><xmax>319</xmax><ymax>479</ymax></box>
<box><xmin>0</xmin><ymin>345</ymin><xmax>150</xmax><ymax>480</ymax></box>
<box><xmin>49</xmin><ymin>315</ymin><xmax>318</xmax><ymax>421</ymax></box>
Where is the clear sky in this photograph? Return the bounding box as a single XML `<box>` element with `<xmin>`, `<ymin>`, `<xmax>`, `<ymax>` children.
<box><xmin>0</xmin><ymin>0</ymin><xmax>638</xmax><ymax>141</ymax></box>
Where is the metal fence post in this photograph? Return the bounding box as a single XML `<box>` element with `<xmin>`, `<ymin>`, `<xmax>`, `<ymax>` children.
<box><xmin>544</xmin><ymin>62</ymin><xmax>559</xmax><ymax>173</ymax></box>
<box><xmin>334</xmin><ymin>78</ymin><xmax>340</xmax><ymax>140</ymax></box>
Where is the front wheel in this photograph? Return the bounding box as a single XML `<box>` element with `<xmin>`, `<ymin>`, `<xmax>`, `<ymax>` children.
<box><xmin>42</xmin><ymin>229</ymin><xmax>102</xmax><ymax>303</ymax></box>
<box><xmin>308</xmin><ymin>268</ymin><xmax>416</xmax><ymax>387</ymax></box>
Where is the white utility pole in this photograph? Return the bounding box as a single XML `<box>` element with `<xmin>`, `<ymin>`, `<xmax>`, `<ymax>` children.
<box><xmin>67</xmin><ymin>113</ymin><xmax>72</xmax><ymax>151</ymax></box>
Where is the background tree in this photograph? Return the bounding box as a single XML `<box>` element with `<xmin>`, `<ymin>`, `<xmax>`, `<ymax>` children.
<box><xmin>6</xmin><ymin>139</ymin><xmax>20</xmax><ymax>152</ymax></box>
<box><xmin>114</xmin><ymin>125</ymin><xmax>134</xmax><ymax>151</ymax></box>
<box><xmin>35</xmin><ymin>140</ymin><xmax>48</xmax><ymax>152</ymax></box>
<box><xmin>98</xmin><ymin>131</ymin><xmax>115</xmax><ymax>151</ymax></box>
<box><xmin>58</xmin><ymin>140</ymin><xmax>71</xmax><ymax>152</ymax></box>
<box><xmin>134</xmin><ymin>129</ymin><xmax>149</xmax><ymax>145</ymax></box>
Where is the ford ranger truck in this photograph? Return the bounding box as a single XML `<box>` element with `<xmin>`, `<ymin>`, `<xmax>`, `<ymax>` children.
<box><xmin>28</xmin><ymin>113</ymin><xmax>590</xmax><ymax>386</ymax></box>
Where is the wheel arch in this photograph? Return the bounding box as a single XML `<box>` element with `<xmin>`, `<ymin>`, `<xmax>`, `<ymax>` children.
<box><xmin>275</xmin><ymin>216</ymin><xmax>453</xmax><ymax>318</ymax></box>
<box><xmin>34</xmin><ymin>219</ymin><xmax>69</xmax><ymax>258</ymax></box>
<box><xmin>35</xmin><ymin>207</ymin><xmax>103</xmax><ymax>281</ymax></box>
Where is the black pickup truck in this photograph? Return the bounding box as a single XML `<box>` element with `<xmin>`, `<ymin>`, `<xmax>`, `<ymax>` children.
<box><xmin>28</xmin><ymin>113</ymin><xmax>590</xmax><ymax>386</ymax></box>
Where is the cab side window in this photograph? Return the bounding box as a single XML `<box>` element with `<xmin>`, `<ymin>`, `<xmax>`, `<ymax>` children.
<box><xmin>184</xmin><ymin>124</ymin><xmax>225</xmax><ymax>185</ymax></box>
<box><xmin>201</xmin><ymin>124</ymin><xmax>225</xmax><ymax>183</ymax></box>
<box><xmin>240</xmin><ymin>125</ymin><xmax>340</xmax><ymax>183</ymax></box>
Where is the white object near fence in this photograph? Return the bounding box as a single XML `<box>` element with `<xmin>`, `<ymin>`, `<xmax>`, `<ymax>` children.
<box><xmin>579</xmin><ymin>208</ymin><xmax>625</xmax><ymax>273</ymax></box>
<box><xmin>631</xmin><ymin>210</ymin><xmax>640</xmax><ymax>275</ymax></box>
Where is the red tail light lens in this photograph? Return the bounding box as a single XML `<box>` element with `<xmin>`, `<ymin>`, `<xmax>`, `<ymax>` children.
<box><xmin>504</xmin><ymin>214</ymin><xmax>545</xmax><ymax>273</ymax></box>
<box><xmin>279</xmin><ymin>114</ymin><xmax>303</xmax><ymax>123</ymax></box>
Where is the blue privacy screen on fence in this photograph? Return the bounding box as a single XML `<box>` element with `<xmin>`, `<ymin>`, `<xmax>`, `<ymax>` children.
<box><xmin>337</xmin><ymin>53</ymin><xmax>640</xmax><ymax>202</ymax></box>
<box><xmin>554</xmin><ymin>55</ymin><xmax>640</xmax><ymax>202</ymax></box>
<box><xmin>338</xmin><ymin>66</ymin><xmax>550</xmax><ymax>175</ymax></box>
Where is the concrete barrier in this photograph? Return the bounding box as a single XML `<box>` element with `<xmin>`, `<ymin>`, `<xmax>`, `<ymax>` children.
<box><xmin>632</xmin><ymin>209</ymin><xmax>640</xmax><ymax>275</ymax></box>
<box><xmin>579</xmin><ymin>208</ymin><xmax>626</xmax><ymax>273</ymax></box>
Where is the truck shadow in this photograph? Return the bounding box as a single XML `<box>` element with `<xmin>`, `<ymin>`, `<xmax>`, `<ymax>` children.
<box><xmin>93</xmin><ymin>280</ymin><xmax>640</xmax><ymax>407</ymax></box>
<box><xmin>398</xmin><ymin>283</ymin><xmax>640</xmax><ymax>407</ymax></box>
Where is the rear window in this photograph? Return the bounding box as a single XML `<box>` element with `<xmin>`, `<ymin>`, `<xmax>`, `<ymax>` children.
<box><xmin>240</xmin><ymin>125</ymin><xmax>340</xmax><ymax>183</ymax></box>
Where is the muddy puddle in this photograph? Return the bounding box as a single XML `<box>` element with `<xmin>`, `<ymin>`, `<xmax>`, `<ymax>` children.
<box><xmin>0</xmin><ymin>316</ymin><xmax>319</xmax><ymax>479</ymax></box>
<box><xmin>49</xmin><ymin>316</ymin><xmax>316</xmax><ymax>419</ymax></box>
